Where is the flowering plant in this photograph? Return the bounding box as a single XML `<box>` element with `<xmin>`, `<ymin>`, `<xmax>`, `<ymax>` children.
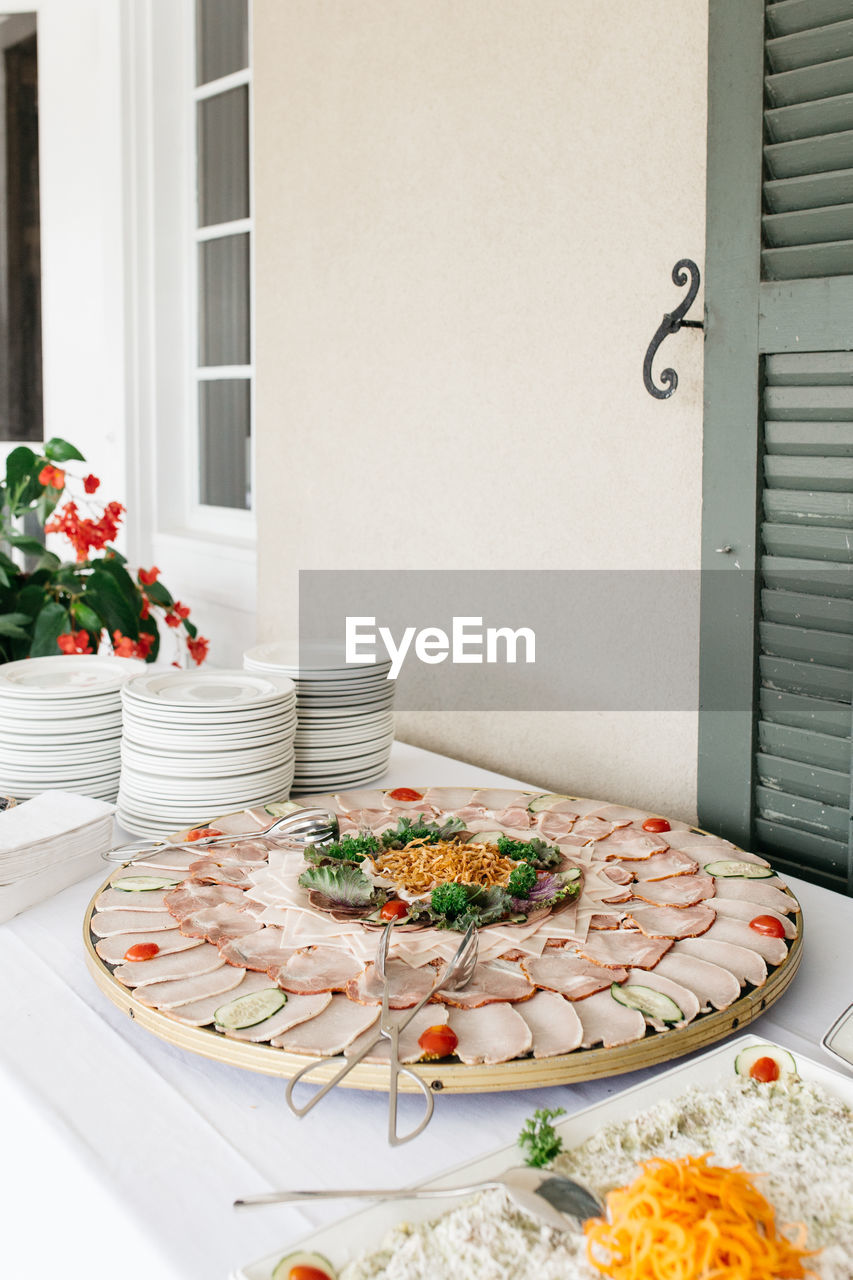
<box><xmin>0</xmin><ymin>437</ymin><xmax>209</xmax><ymax>666</ymax></box>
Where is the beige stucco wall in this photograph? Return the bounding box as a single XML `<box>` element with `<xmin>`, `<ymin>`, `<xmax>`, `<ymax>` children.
<box><xmin>253</xmin><ymin>1</ymin><xmax>708</xmax><ymax>820</ymax></box>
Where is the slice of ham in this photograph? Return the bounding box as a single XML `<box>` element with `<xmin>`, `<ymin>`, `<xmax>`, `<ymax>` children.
<box><xmin>703</xmin><ymin>916</ymin><xmax>788</xmax><ymax>966</ymax></box>
<box><xmin>521</xmin><ymin>952</ymin><xmax>628</xmax><ymax>999</ymax></box>
<box><xmin>434</xmin><ymin>961</ymin><xmax>534</xmax><ymax>1009</ymax></box>
<box><xmin>423</xmin><ymin>787</ymin><xmax>480</xmax><ymax>810</ymax></box>
<box><xmin>589</xmin><ymin>911</ymin><xmax>626</xmax><ymax>930</ymax></box>
<box><xmin>338</xmin><ymin>809</ymin><xmax>396</xmax><ymax>834</ymax></box>
<box><xmin>189</xmin><ymin>859</ymin><xmax>254</xmax><ymax>889</ymax></box>
<box><xmin>447</xmin><ymin>1004</ymin><xmax>533</xmax><ymax>1064</ymax></box>
<box><xmin>178</xmin><ymin>904</ymin><xmax>262</xmax><ymax>944</ymax></box>
<box><xmin>334</xmin><ymin>790</ymin><xmax>388</xmax><ymax>813</ymax></box>
<box><xmin>625</xmin><ymin>903</ymin><xmax>716</xmax><ymax>939</ymax></box>
<box><xmin>345</xmin><ymin>1005</ymin><xmax>451</xmax><ymax>1064</ymax></box>
<box><xmin>490</xmin><ymin>806</ymin><xmax>532</xmax><ymax>830</ymax></box>
<box><xmin>470</xmin><ymin>789</ymin><xmax>532</xmax><ymax>811</ymax></box>
<box><xmin>211</xmin><ymin>839</ymin><xmax>271</xmax><ymax>865</ymax></box>
<box><xmin>654</xmin><ymin>952</ymin><xmax>741</xmax><ymax>1011</ymax></box>
<box><xmin>95</xmin><ymin>888</ymin><xmax>171</xmax><ymax>913</ymax></box>
<box><xmin>561</xmin><ymin>816</ymin><xmax>623</xmax><ymax>845</ymax></box>
<box><xmin>624</xmin><ymin>968</ymin><xmax>700</xmax><ymax>1026</ymax></box>
<box><xmin>534</xmin><ymin>811</ymin><xmax>577</xmax><ymax>842</ymax></box>
<box><xmin>118</xmin><ymin>849</ymin><xmax>200</xmax><ymax>873</ymax></box>
<box><xmin>631</xmin><ymin>874</ymin><xmax>715</xmax><ymax>909</ymax></box>
<box><xmin>664</xmin><ymin>833</ymin><xmax>770</xmax><ymax>868</ymax></box>
<box><xmin>574</xmin><ymin>989</ymin><xmax>646</xmax><ymax>1048</ymax></box>
<box><xmin>346</xmin><ymin>959</ymin><xmax>437</xmax><ymax>1008</ymax></box>
<box><xmin>516</xmin><ymin>990</ymin><xmax>583</xmax><ymax>1058</ymax></box>
<box><xmin>135</xmin><ymin>964</ymin><xmax>246</xmax><ymax>1010</ymax></box>
<box><xmin>272</xmin><ymin>994</ymin><xmax>379</xmax><ymax>1055</ymax></box>
<box><xmin>528</xmin><ymin>795</ymin><xmax>580</xmax><ymax>815</ymax></box>
<box><xmin>602</xmin><ymin>864</ymin><xmax>633</xmax><ymax>886</ymax></box>
<box><xmin>630</xmin><ymin>850</ymin><xmax>699</xmax><ymax>880</ymax></box>
<box><xmin>219</xmin><ymin>928</ymin><xmax>294</xmax><ymax>971</ymax></box>
<box><xmin>575</xmin><ymin>931</ymin><xmax>673</xmax><ymax>970</ymax></box>
<box><xmin>711</xmin><ymin>878</ymin><xmax>798</xmax><ymax>915</ymax></box>
<box><xmin>95</xmin><ymin>929</ymin><xmax>203</xmax><ymax>965</ymax></box>
<box><xmin>274</xmin><ymin>947</ymin><xmax>365</xmax><ymax>995</ymax></box>
<box><xmin>90</xmin><ymin>910</ymin><xmax>177</xmax><ymax>936</ymax></box>
<box><xmin>113</xmin><ymin>941</ymin><xmax>226</xmax><ymax>988</ymax></box>
<box><xmin>452</xmin><ymin>805</ymin><xmax>491</xmax><ymax>825</ymax></box>
<box><xmin>672</xmin><ymin>937</ymin><xmax>767</xmax><ymax>988</ymax></box>
<box><xmin>711</xmin><ymin>897</ymin><xmax>797</xmax><ymax>939</ymax></box>
<box><xmin>596</xmin><ymin>828</ymin><xmax>669</xmax><ymax>859</ymax></box>
<box><xmin>167</xmin><ymin>970</ymin><xmax>276</xmax><ymax>1025</ymax></box>
<box><xmin>221</xmin><ymin>991</ymin><xmax>333</xmax><ymax>1041</ymax></box>
<box><xmin>165</xmin><ymin>882</ymin><xmax>247</xmax><ymax>920</ymax></box>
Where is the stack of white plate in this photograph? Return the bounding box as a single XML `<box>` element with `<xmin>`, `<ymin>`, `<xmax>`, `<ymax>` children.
<box><xmin>243</xmin><ymin>642</ymin><xmax>395</xmax><ymax>793</ymax></box>
<box><xmin>118</xmin><ymin>670</ymin><xmax>297</xmax><ymax>837</ymax></box>
<box><xmin>0</xmin><ymin>655</ymin><xmax>141</xmax><ymax>801</ymax></box>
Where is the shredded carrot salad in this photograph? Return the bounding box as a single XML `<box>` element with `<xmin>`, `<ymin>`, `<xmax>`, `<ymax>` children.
<box><xmin>584</xmin><ymin>1153</ymin><xmax>819</xmax><ymax>1280</ymax></box>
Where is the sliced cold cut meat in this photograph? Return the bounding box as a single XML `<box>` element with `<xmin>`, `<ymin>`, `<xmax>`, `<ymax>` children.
<box><xmin>630</xmin><ymin>850</ymin><xmax>699</xmax><ymax>881</ymax></box>
<box><xmin>602</xmin><ymin>864</ymin><xmax>634</xmax><ymax>886</ymax></box>
<box><xmin>165</xmin><ymin>881</ymin><xmax>246</xmax><ymax>920</ymax></box>
<box><xmin>345</xmin><ymin>1005</ymin><xmax>451</xmax><ymax>1065</ymax></box>
<box><xmin>654</xmin><ymin>952</ymin><xmax>741</xmax><ymax>1011</ymax></box>
<box><xmin>470</xmin><ymin>789</ymin><xmax>532</xmax><ymax>811</ymax></box>
<box><xmin>434</xmin><ymin>961</ymin><xmax>534</xmax><ymax>1008</ymax></box>
<box><xmin>632</xmin><ymin>874</ymin><xmax>715</xmax><ymax>909</ymax></box>
<box><xmin>596</xmin><ymin>828</ymin><xmax>669</xmax><ymax>859</ymax></box>
<box><xmin>213</xmin><ymin>839</ymin><xmax>271</xmax><ymax>865</ymax></box>
<box><xmin>516</xmin><ymin>990</ymin><xmax>583</xmax><ymax>1057</ymax></box>
<box><xmin>672</xmin><ymin>937</ymin><xmax>767</xmax><ymax>988</ymax></box>
<box><xmin>711</xmin><ymin>877</ymin><xmax>798</xmax><ymax>916</ymax></box>
<box><xmin>562</xmin><ymin>817</ymin><xmax>624</xmax><ymax>845</ymax></box>
<box><xmin>119</xmin><ymin>849</ymin><xmax>201</xmax><ymax>873</ymax></box>
<box><xmin>188</xmin><ymin>859</ymin><xmax>254</xmax><ymax>889</ymax></box>
<box><xmin>219</xmin><ymin>928</ymin><xmax>293</xmax><ymax>972</ymax></box>
<box><xmin>95</xmin><ymin>929</ymin><xmax>203</xmax><ymax>965</ymax></box>
<box><xmin>491</xmin><ymin>806</ymin><xmax>533</xmax><ymax>830</ymax></box>
<box><xmin>703</xmin><ymin>916</ymin><xmax>788</xmax><ymax>966</ymax></box>
<box><xmin>112</xmin><ymin>941</ymin><xmax>225</xmax><ymax>988</ymax></box>
<box><xmin>346</xmin><ymin>958</ymin><xmax>436</xmax><ymax>1008</ymax></box>
<box><xmin>625</xmin><ymin>903</ymin><xmax>716</xmax><ymax>939</ymax></box>
<box><xmin>135</xmin><ymin>963</ymin><xmax>246</xmax><ymax>1009</ymax></box>
<box><xmin>178</xmin><ymin>903</ymin><xmax>262</xmax><ymax>944</ymax></box>
<box><xmin>334</xmin><ymin>790</ymin><xmax>389</xmax><ymax>813</ymax></box>
<box><xmin>90</xmin><ymin>910</ymin><xmax>177</xmax><ymax>936</ymax></box>
<box><xmin>221</xmin><ymin>991</ymin><xmax>333</xmax><ymax>1041</ymax></box>
<box><xmin>535</xmin><ymin>811</ymin><xmax>578</xmax><ymax>842</ymax></box>
<box><xmin>664</xmin><ymin>833</ymin><xmax>770</xmax><ymax>868</ymax></box>
<box><xmin>710</xmin><ymin>897</ymin><xmax>797</xmax><ymax>939</ymax></box>
<box><xmin>167</xmin><ymin>970</ymin><xmax>276</xmax><ymax>1025</ymax></box>
<box><xmin>274</xmin><ymin>946</ymin><xmax>365</xmax><ymax>995</ymax></box>
<box><xmin>624</xmin><ymin>968</ymin><xmax>700</xmax><ymax>1025</ymax></box>
<box><xmin>575</xmin><ymin>931</ymin><xmax>673</xmax><ymax>970</ymax></box>
<box><xmin>574</xmin><ymin>989</ymin><xmax>646</xmax><ymax>1048</ymax></box>
<box><xmin>272</xmin><ymin>994</ymin><xmax>380</xmax><ymax>1055</ymax></box>
<box><xmin>95</xmin><ymin>888</ymin><xmax>171</xmax><ymax>913</ymax></box>
<box><xmin>447</xmin><ymin>1003</ymin><xmax>533</xmax><ymax>1064</ymax></box>
<box><xmin>521</xmin><ymin>952</ymin><xmax>628</xmax><ymax>999</ymax></box>
<box><xmin>589</xmin><ymin>911</ymin><xmax>625</xmax><ymax>930</ymax></box>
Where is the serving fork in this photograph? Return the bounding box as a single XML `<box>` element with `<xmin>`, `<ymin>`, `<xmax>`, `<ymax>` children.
<box><xmin>102</xmin><ymin>806</ymin><xmax>339</xmax><ymax>862</ymax></box>
<box><xmin>285</xmin><ymin>921</ymin><xmax>479</xmax><ymax>1146</ymax></box>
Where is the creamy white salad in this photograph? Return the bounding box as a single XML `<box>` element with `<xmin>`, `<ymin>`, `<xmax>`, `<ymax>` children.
<box><xmin>339</xmin><ymin>1076</ymin><xmax>853</xmax><ymax>1280</ymax></box>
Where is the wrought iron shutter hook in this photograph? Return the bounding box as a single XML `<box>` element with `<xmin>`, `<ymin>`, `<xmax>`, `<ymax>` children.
<box><xmin>643</xmin><ymin>259</ymin><xmax>704</xmax><ymax>399</ymax></box>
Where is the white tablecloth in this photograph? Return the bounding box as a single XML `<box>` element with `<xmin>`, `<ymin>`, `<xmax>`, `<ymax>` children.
<box><xmin>1</xmin><ymin>742</ymin><xmax>851</xmax><ymax>1280</ymax></box>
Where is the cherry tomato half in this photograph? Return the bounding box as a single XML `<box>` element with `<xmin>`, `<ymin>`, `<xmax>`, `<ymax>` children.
<box><xmin>380</xmin><ymin>899</ymin><xmax>409</xmax><ymax>921</ymax></box>
<box><xmin>749</xmin><ymin>914</ymin><xmax>786</xmax><ymax>939</ymax></box>
<box><xmin>642</xmin><ymin>817</ymin><xmax>671</xmax><ymax>833</ymax></box>
<box><xmin>418</xmin><ymin>1024</ymin><xmax>459</xmax><ymax>1060</ymax></box>
<box><xmin>186</xmin><ymin>826</ymin><xmax>222</xmax><ymax>841</ymax></box>
<box><xmin>289</xmin><ymin>1268</ymin><xmax>334</xmax><ymax>1280</ymax></box>
<box><xmin>749</xmin><ymin>1055</ymin><xmax>780</xmax><ymax>1083</ymax></box>
<box><xmin>124</xmin><ymin>942</ymin><xmax>160</xmax><ymax>962</ymax></box>
<box><xmin>387</xmin><ymin>787</ymin><xmax>423</xmax><ymax>802</ymax></box>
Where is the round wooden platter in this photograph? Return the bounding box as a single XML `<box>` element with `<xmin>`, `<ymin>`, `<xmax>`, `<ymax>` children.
<box><xmin>82</xmin><ymin>845</ymin><xmax>804</xmax><ymax>1095</ymax></box>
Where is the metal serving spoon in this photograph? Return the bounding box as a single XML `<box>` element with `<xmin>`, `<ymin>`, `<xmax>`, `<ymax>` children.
<box><xmin>234</xmin><ymin>1165</ymin><xmax>604</xmax><ymax>1230</ymax></box>
<box><xmin>103</xmin><ymin>806</ymin><xmax>340</xmax><ymax>862</ymax></box>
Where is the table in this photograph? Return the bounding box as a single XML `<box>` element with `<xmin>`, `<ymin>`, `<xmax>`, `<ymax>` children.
<box><xmin>1</xmin><ymin>742</ymin><xmax>851</xmax><ymax>1280</ymax></box>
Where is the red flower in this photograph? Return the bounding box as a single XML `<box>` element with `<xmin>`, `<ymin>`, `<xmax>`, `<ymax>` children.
<box><xmin>187</xmin><ymin>635</ymin><xmax>209</xmax><ymax>666</ymax></box>
<box><xmin>112</xmin><ymin>630</ymin><xmax>136</xmax><ymax>659</ymax></box>
<box><xmin>45</xmin><ymin>499</ymin><xmax>125</xmax><ymax>563</ymax></box>
<box><xmin>139</xmin><ymin>595</ymin><xmax>150</xmax><ymax>620</ymax></box>
<box><xmin>164</xmin><ymin>611</ymin><xmax>181</xmax><ymax>628</ymax></box>
<box><xmin>57</xmin><ymin>630</ymin><xmax>93</xmax><ymax>655</ymax></box>
<box><xmin>173</xmin><ymin>601</ymin><xmax>191</xmax><ymax>620</ymax></box>
<box><xmin>138</xmin><ymin>566</ymin><xmax>160</xmax><ymax>586</ymax></box>
<box><xmin>83</xmin><ymin>474</ymin><xmax>100</xmax><ymax>494</ymax></box>
<box><xmin>38</xmin><ymin>464</ymin><xmax>65</xmax><ymax>490</ymax></box>
<box><xmin>134</xmin><ymin>632</ymin><xmax>155</xmax><ymax>659</ymax></box>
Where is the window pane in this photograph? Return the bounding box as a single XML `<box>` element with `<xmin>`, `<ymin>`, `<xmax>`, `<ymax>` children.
<box><xmin>195</xmin><ymin>0</ymin><xmax>248</xmax><ymax>87</ymax></box>
<box><xmin>197</xmin><ymin>86</ymin><xmax>249</xmax><ymax>227</ymax></box>
<box><xmin>199</xmin><ymin>379</ymin><xmax>250</xmax><ymax>509</ymax></box>
<box><xmin>198</xmin><ymin>233</ymin><xmax>250</xmax><ymax>366</ymax></box>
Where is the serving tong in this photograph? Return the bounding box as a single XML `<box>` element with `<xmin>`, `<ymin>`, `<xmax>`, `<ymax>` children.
<box><xmin>285</xmin><ymin>920</ymin><xmax>479</xmax><ymax>1146</ymax></box>
<box><xmin>102</xmin><ymin>807</ymin><xmax>340</xmax><ymax>863</ymax></box>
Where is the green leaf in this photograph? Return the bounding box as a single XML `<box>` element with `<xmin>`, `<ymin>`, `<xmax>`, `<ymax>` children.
<box><xmin>517</xmin><ymin>1108</ymin><xmax>566</xmax><ymax>1169</ymax></box>
<box><xmin>0</xmin><ymin>550</ymin><xmax>17</xmax><ymax>573</ymax></box>
<box><xmin>94</xmin><ymin>555</ymin><xmax>143</xmax><ymax>608</ymax></box>
<box><xmin>43</xmin><ymin>437</ymin><xmax>86</xmax><ymax>463</ymax></box>
<box><xmin>138</xmin><ymin>614</ymin><xmax>160</xmax><ymax>663</ymax></box>
<box><xmin>84</xmin><ymin>568</ymin><xmax>139</xmax><ymax>640</ymax></box>
<box><xmin>15</xmin><ymin>583</ymin><xmax>49</xmax><ymax>619</ymax></box>
<box><xmin>29</xmin><ymin>601</ymin><xmax>71</xmax><ymax>656</ymax></box>
<box><xmin>5</xmin><ymin>446</ymin><xmax>37</xmax><ymax>493</ymax></box>
<box><xmin>0</xmin><ymin>566</ymin><xmax>8</xmax><ymax>590</ymax></box>
<box><xmin>33</xmin><ymin>549</ymin><xmax>61</xmax><ymax>573</ymax></box>
<box><xmin>182</xmin><ymin>617</ymin><xmax>198</xmax><ymax>639</ymax></box>
<box><xmin>297</xmin><ymin>864</ymin><xmax>377</xmax><ymax>908</ymax></box>
<box><xmin>0</xmin><ymin>611</ymin><xmax>33</xmax><ymax>640</ymax></box>
<box><xmin>144</xmin><ymin>579</ymin><xmax>174</xmax><ymax>608</ymax></box>
<box><xmin>7</xmin><ymin>534</ymin><xmax>47</xmax><ymax>557</ymax></box>
<box><xmin>103</xmin><ymin>545</ymin><xmax>127</xmax><ymax>565</ymax></box>
<box><xmin>71</xmin><ymin>601</ymin><xmax>103</xmax><ymax>634</ymax></box>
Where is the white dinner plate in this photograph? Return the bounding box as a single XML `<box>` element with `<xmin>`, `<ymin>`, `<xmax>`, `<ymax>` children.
<box><xmin>244</xmin><ymin>640</ymin><xmax>392</xmax><ymax>675</ymax></box>
<box><xmin>0</xmin><ymin>654</ymin><xmax>141</xmax><ymax>697</ymax></box>
<box><xmin>123</xmin><ymin>670</ymin><xmax>295</xmax><ymax>709</ymax></box>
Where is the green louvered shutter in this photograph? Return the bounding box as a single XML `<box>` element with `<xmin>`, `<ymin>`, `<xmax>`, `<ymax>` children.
<box><xmin>700</xmin><ymin>0</ymin><xmax>853</xmax><ymax>894</ymax></box>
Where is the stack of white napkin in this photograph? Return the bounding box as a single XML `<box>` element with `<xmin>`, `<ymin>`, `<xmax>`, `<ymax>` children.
<box><xmin>0</xmin><ymin>791</ymin><xmax>115</xmax><ymax>923</ymax></box>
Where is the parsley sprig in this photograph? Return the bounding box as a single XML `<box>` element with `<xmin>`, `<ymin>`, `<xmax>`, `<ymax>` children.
<box><xmin>518</xmin><ymin>1107</ymin><xmax>567</xmax><ymax>1168</ymax></box>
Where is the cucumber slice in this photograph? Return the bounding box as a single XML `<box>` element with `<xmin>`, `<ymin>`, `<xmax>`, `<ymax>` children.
<box><xmin>112</xmin><ymin>875</ymin><xmax>180</xmax><ymax>892</ymax></box>
<box><xmin>563</xmin><ymin>867</ymin><xmax>582</xmax><ymax>882</ymax></box>
<box><xmin>214</xmin><ymin>987</ymin><xmax>285</xmax><ymax>1030</ymax></box>
<box><xmin>611</xmin><ymin>981</ymin><xmax>683</xmax><ymax>1024</ymax></box>
<box><xmin>265</xmin><ymin>800</ymin><xmax>302</xmax><ymax>818</ymax></box>
<box><xmin>272</xmin><ymin>1251</ymin><xmax>336</xmax><ymax>1280</ymax></box>
<box><xmin>528</xmin><ymin>793</ymin><xmax>573</xmax><ymax>813</ymax></box>
<box><xmin>468</xmin><ymin>830</ymin><xmax>504</xmax><ymax>845</ymax></box>
<box><xmin>735</xmin><ymin>1044</ymin><xmax>797</xmax><ymax>1082</ymax></box>
<box><xmin>704</xmin><ymin>859</ymin><xmax>774</xmax><ymax>879</ymax></box>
